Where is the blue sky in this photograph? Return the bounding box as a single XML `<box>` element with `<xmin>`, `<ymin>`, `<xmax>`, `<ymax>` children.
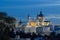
<box><xmin>0</xmin><ymin>0</ymin><xmax>60</xmax><ymax>24</ymax></box>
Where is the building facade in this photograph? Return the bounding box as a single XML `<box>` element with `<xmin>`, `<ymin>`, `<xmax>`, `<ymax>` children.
<box><xmin>24</xmin><ymin>11</ymin><xmax>51</xmax><ymax>35</ymax></box>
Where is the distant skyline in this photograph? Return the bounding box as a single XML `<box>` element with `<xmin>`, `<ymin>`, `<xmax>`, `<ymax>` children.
<box><xmin>0</xmin><ymin>0</ymin><xmax>60</xmax><ymax>24</ymax></box>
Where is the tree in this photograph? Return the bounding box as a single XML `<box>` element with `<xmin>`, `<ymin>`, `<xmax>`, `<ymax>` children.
<box><xmin>4</xmin><ymin>16</ymin><xmax>16</xmax><ymax>24</ymax></box>
<box><xmin>2</xmin><ymin>27</ymin><xmax>11</xmax><ymax>40</ymax></box>
<box><xmin>0</xmin><ymin>12</ymin><xmax>7</xmax><ymax>20</ymax></box>
<box><xmin>0</xmin><ymin>23</ymin><xmax>6</xmax><ymax>28</ymax></box>
<box><xmin>0</xmin><ymin>12</ymin><xmax>16</xmax><ymax>40</ymax></box>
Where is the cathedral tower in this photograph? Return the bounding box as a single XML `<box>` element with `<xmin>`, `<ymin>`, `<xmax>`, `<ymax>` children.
<box><xmin>37</xmin><ymin>11</ymin><xmax>45</xmax><ymax>26</ymax></box>
<box><xmin>27</xmin><ymin>14</ymin><xmax>30</xmax><ymax>22</ymax></box>
<box><xmin>37</xmin><ymin>11</ymin><xmax>44</xmax><ymax>22</ymax></box>
<box><xmin>27</xmin><ymin>14</ymin><xmax>31</xmax><ymax>27</ymax></box>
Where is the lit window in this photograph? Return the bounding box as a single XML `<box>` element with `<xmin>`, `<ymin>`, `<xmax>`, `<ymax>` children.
<box><xmin>29</xmin><ymin>22</ymin><xmax>37</xmax><ymax>27</ymax></box>
<box><xmin>42</xmin><ymin>22</ymin><xmax>50</xmax><ymax>26</ymax></box>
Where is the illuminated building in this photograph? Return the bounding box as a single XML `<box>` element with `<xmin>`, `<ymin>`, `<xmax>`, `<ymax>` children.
<box><xmin>24</xmin><ymin>11</ymin><xmax>51</xmax><ymax>34</ymax></box>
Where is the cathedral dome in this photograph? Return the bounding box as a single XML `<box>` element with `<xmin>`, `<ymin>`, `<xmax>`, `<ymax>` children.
<box><xmin>37</xmin><ymin>11</ymin><xmax>44</xmax><ymax>17</ymax></box>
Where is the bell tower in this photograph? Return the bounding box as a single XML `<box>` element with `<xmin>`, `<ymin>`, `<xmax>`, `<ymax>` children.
<box><xmin>27</xmin><ymin>14</ymin><xmax>31</xmax><ymax>27</ymax></box>
<box><xmin>27</xmin><ymin>14</ymin><xmax>30</xmax><ymax>22</ymax></box>
<box><xmin>37</xmin><ymin>11</ymin><xmax>44</xmax><ymax>22</ymax></box>
<box><xmin>37</xmin><ymin>11</ymin><xmax>45</xmax><ymax>26</ymax></box>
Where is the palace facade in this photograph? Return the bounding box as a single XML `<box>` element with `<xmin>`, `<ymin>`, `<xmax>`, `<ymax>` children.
<box><xmin>19</xmin><ymin>11</ymin><xmax>51</xmax><ymax>35</ymax></box>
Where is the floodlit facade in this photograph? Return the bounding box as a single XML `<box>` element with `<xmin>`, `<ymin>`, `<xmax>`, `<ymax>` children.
<box><xmin>24</xmin><ymin>11</ymin><xmax>51</xmax><ymax>35</ymax></box>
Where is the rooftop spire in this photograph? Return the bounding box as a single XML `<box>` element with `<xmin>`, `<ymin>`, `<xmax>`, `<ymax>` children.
<box><xmin>28</xmin><ymin>14</ymin><xmax>30</xmax><ymax>17</ymax></box>
<box><xmin>19</xmin><ymin>19</ymin><xmax>22</xmax><ymax>24</ymax></box>
<box><xmin>38</xmin><ymin>11</ymin><xmax>44</xmax><ymax>17</ymax></box>
<box><xmin>27</xmin><ymin>14</ymin><xmax>30</xmax><ymax>19</ymax></box>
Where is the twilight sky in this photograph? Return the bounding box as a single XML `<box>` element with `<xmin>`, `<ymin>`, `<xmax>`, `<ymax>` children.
<box><xmin>0</xmin><ymin>0</ymin><xmax>60</xmax><ymax>24</ymax></box>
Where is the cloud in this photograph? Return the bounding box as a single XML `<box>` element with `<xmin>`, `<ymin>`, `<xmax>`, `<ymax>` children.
<box><xmin>45</xmin><ymin>13</ymin><xmax>60</xmax><ymax>18</ymax></box>
<box><xmin>0</xmin><ymin>3</ymin><xmax>60</xmax><ymax>9</ymax></box>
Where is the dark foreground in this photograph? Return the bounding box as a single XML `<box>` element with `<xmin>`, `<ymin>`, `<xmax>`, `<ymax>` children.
<box><xmin>0</xmin><ymin>27</ymin><xmax>60</xmax><ymax>40</ymax></box>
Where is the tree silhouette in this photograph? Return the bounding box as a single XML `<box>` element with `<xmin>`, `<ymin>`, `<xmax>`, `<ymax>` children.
<box><xmin>1</xmin><ymin>27</ymin><xmax>10</xmax><ymax>40</ymax></box>
<box><xmin>0</xmin><ymin>12</ymin><xmax>7</xmax><ymax>20</ymax></box>
<box><xmin>4</xmin><ymin>16</ymin><xmax>16</xmax><ymax>24</ymax></box>
<box><xmin>0</xmin><ymin>12</ymin><xmax>16</xmax><ymax>40</ymax></box>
